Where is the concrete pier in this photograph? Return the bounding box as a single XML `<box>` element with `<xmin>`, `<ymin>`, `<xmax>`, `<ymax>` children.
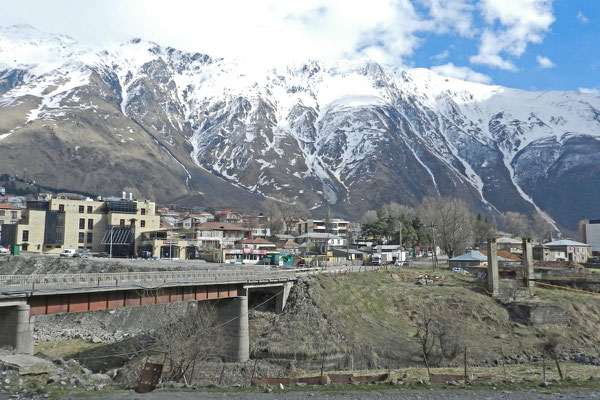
<box><xmin>487</xmin><ymin>239</ymin><xmax>499</xmax><ymax>297</ymax></box>
<box><xmin>522</xmin><ymin>238</ymin><xmax>535</xmax><ymax>296</ymax></box>
<box><xmin>0</xmin><ymin>303</ymin><xmax>34</xmax><ymax>355</ymax></box>
<box><xmin>218</xmin><ymin>296</ymin><xmax>249</xmax><ymax>362</ymax></box>
<box><xmin>275</xmin><ymin>282</ymin><xmax>293</xmax><ymax>314</ymax></box>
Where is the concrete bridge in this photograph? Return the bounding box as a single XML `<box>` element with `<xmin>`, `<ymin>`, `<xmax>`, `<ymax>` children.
<box><xmin>0</xmin><ymin>269</ymin><xmax>303</xmax><ymax>361</ymax></box>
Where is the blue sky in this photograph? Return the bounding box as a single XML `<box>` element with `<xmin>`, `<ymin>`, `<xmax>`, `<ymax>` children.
<box><xmin>0</xmin><ymin>0</ymin><xmax>598</xmax><ymax>94</ymax></box>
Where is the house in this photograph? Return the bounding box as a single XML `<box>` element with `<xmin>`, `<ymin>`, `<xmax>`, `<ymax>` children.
<box><xmin>241</xmin><ymin>237</ymin><xmax>277</xmax><ymax>251</ymax></box>
<box><xmin>250</xmin><ymin>226</ymin><xmax>271</xmax><ymax>238</ymax></box>
<box><xmin>448</xmin><ymin>250</ymin><xmax>514</xmax><ymax>269</ymax></box>
<box><xmin>295</xmin><ymin>232</ymin><xmax>345</xmax><ymax>247</ymax></box>
<box><xmin>542</xmin><ymin>239</ymin><xmax>591</xmax><ymax>263</ymax></box>
<box><xmin>0</xmin><ymin>195</ymin><xmax>159</xmax><ymax>256</ymax></box>
<box><xmin>215</xmin><ymin>210</ymin><xmax>243</xmax><ymax>224</ymax></box>
<box><xmin>533</xmin><ymin>244</ymin><xmax>566</xmax><ymax>261</ymax></box>
<box><xmin>296</xmin><ymin>218</ymin><xmax>349</xmax><ymax>239</ymax></box>
<box><xmin>139</xmin><ymin>229</ymin><xmax>201</xmax><ymax>259</ymax></box>
<box><xmin>583</xmin><ymin>219</ymin><xmax>600</xmax><ymax>256</ymax></box>
<box><xmin>195</xmin><ymin>222</ymin><xmax>247</xmax><ymax>248</ymax></box>
<box><xmin>176</xmin><ymin>213</ymin><xmax>212</xmax><ymax>230</ymax></box>
<box><xmin>495</xmin><ymin>237</ymin><xmax>524</xmax><ymax>255</ymax></box>
<box><xmin>276</xmin><ymin>239</ymin><xmax>300</xmax><ymax>254</ymax></box>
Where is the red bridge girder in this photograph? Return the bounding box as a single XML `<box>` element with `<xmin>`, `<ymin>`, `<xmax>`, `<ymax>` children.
<box><xmin>26</xmin><ymin>284</ymin><xmax>241</xmax><ymax>316</ymax></box>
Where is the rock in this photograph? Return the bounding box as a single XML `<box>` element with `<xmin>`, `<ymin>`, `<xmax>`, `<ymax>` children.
<box><xmin>540</xmin><ymin>381</ymin><xmax>550</xmax><ymax>387</ymax></box>
<box><xmin>89</xmin><ymin>373</ymin><xmax>112</xmax><ymax>384</ymax></box>
<box><xmin>579</xmin><ymin>355</ymin><xmax>590</xmax><ymax>364</ymax></box>
<box><xmin>47</xmin><ymin>375</ymin><xmax>62</xmax><ymax>384</ymax></box>
<box><xmin>91</xmin><ymin>336</ymin><xmax>102</xmax><ymax>344</ymax></box>
<box><xmin>106</xmin><ymin>368</ymin><xmax>119</xmax><ymax>379</ymax></box>
<box><xmin>402</xmin><ymin>372</ymin><xmax>410</xmax><ymax>378</ymax></box>
<box><xmin>263</xmin><ymin>387</ymin><xmax>273</xmax><ymax>393</ymax></box>
<box><xmin>82</xmin><ymin>367</ymin><xmax>92</xmax><ymax>375</ymax></box>
<box><xmin>591</xmin><ymin>358</ymin><xmax>600</xmax><ymax>366</ymax></box>
<box><xmin>0</xmin><ymin>354</ymin><xmax>58</xmax><ymax>376</ymax></box>
<box><xmin>279</xmin><ymin>383</ymin><xmax>284</xmax><ymax>390</ymax></box>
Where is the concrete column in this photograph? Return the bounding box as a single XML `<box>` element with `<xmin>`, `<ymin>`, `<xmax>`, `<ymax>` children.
<box><xmin>275</xmin><ymin>282</ymin><xmax>293</xmax><ymax>314</ymax></box>
<box><xmin>487</xmin><ymin>239</ymin><xmax>499</xmax><ymax>297</ymax></box>
<box><xmin>217</xmin><ymin>296</ymin><xmax>249</xmax><ymax>362</ymax></box>
<box><xmin>522</xmin><ymin>238</ymin><xmax>535</xmax><ymax>296</ymax></box>
<box><xmin>0</xmin><ymin>304</ymin><xmax>34</xmax><ymax>355</ymax></box>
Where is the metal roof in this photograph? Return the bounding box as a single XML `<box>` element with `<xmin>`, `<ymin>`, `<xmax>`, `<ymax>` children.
<box><xmin>449</xmin><ymin>250</ymin><xmax>513</xmax><ymax>262</ymax></box>
<box><xmin>544</xmin><ymin>239</ymin><xmax>590</xmax><ymax>247</ymax></box>
<box><xmin>296</xmin><ymin>232</ymin><xmax>343</xmax><ymax>240</ymax></box>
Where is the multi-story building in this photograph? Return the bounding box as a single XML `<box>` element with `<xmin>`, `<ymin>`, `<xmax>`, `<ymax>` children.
<box><xmin>0</xmin><ymin>195</ymin><xmax>159</xmax><ymax>256</ymax></box>
<box><xmin>296</xmin><ymin>218</ymin><xmax>349</xmax><ymax>238</ymax></box>
<box><xmin>583</xmin><ymin>219</ymin><xmax>600</xmax><ymax>256</ymax></box>
<box><xmin>0</xmin><ymin>203</ymin><xmax>22</xmax><ymax>226</ymax></box>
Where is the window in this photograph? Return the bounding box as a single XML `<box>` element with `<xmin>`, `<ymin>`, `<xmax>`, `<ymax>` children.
<box><xmin>58</xmin><ymin>204</ymin><xmax>64</xmax><ymax>212</ymax></box>
<box><xmin>140</xmin><ymin>220</ymin><xmax>146</xmax><ymax>227</ymax></box>
<box><xmin>78</xmin><ymin>232</ymin><xmax>85</xmax><ymax>243</ymax></box>
<box><xmin>78</xmin><ymin>205</ymin><xmax>84</xmax><ymax>213</ymax></box>
<box><xmin>120</xmin><ymin>219</ymin><xmax>125</xmax><ymax>227</ymax></box>
<box><xmin>22</xmin><ymin>230</ymin><xmax>29</xmax><ymax>241</ymax></box>
<box><xmin>87</xmin><ymin>206</ymin><xmax>93</xmax><ymax>213</ymax></box>
<box><xmin>11</xmin><ymin>211</ymin><xmax>17</xmax><ymax>219</ymax></box>
<box><xmin>140</xmin><ymin>208</ymin><xmax>146</xmax><ymax>215</ymax></box>
<box><xmin>79</xmin><ymin>218</ymin><xmax>85</xmax><ymax>229</ymax></box>
<box><xmin>87</xmin><ymin>232</ymin><xmax>93</xmax><ymax>243</ymax></box>
<box><xmin>0</xmin><ymin>210</ymin><xmax>4</xmax><ymax>216</ymax></box>
<box><xmin>88</xmin><ymin>219</ymin><xmax>93</xmax><ymax>230</ymax></box>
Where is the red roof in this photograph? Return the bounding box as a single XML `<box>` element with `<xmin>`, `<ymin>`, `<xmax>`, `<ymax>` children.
<box><xmin>243</xmin><ymin>237</ymin><xmax>275</xmax><ymax>245</ymax></box>
<box><xmin>480</xmin><ymin>250</ymin><xmax>522</xmax><ymax>261</ymax></box>
<box><xmin>0</xmin><ymin>203</ymin><xmax>20</xmax><ymax>210</ymax></box>
<box><xmin>215</xmin><ymin>209</ymin><xmax>234</xmax><ymax>217</ymax></box>
<box><xmin>197</xmin><ymin>222</ymin><xmax>245</xmax><ymax>231</ymax></box>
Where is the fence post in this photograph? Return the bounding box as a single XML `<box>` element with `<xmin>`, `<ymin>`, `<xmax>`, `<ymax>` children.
<box><xmin>464</xmin><ymin>346</ymin><xmax>468</xmax><ymax>383</ymax></box>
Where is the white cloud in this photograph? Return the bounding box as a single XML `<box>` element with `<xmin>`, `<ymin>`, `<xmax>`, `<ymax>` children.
<box><xmin>578</xmin><ymin>87</ymin><xmax>600</xmax><ymax>96</ymax></box>
<box><xmin>576</xmin><ymin>11</ymin><xmax>589</xmax><ymax>23</ymax></box>
<box><xmin>431</xmin><ymin>50</ymin><xmax>450</xmax><ymax>62</ymax></box>
<box><xmin>536</xmin><ymin>55</ymin><xmax>555</xmax><ymax>68</ymax></box>
<box><xmin>421</xmin><ymin>0</ymin><xmax>476</xmax><ymax>37</ymax></box>
<box><xmin>431</xmin><ymin>62</ymin><xmax>492</xmax><ymax>84</ymax></box>
<box><xmin>470</xmin><ymin>0</ymin><xmax>555</xmax><ymax>70</ymax></box>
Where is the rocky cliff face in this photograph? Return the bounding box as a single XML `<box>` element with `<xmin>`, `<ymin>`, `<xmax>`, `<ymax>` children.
<box><xmin>1</xmin><ymin>25</ymin><xmax>599</xmax><ymax>229</ymax></box>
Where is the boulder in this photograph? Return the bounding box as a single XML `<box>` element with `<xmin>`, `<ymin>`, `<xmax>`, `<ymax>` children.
<box><xmin>0</xmin><ymin>354</ymin><xmax>58</xmax><ymax>375</ymax></box>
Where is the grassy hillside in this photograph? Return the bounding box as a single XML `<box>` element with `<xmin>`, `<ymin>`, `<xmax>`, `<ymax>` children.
<box><xmin>250</xmin><ymin>268</ymin><xmax>600</xmax><ymax>372</ymax></box>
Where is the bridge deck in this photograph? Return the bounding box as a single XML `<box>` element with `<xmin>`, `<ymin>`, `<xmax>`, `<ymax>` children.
<box><xmin>0</xmin><ymin>269</ymin><xmax>299</xmax><ymax>298</ymax></box>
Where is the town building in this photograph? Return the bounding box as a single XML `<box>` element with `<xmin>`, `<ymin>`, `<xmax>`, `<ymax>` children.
<box><xmin>448</xmin><ymin>250</ymin><xmax>514</xmax><ymax>269</ymax></box>
<box><xmin>0</xmin><ymin>195</ymin><xmax>159</xmax><ymax>256</ymax></box>
<box><xmin>0</xmin><ymin>203</ymin><xmax>22</xmax><ymax>241</ymax></box>
<box><xmin>583</xmin><ymin>219</ymin><xmax>600</xmax><ymax>256</ymax></box>
<box><xmin>296</xmin><ymin>218</ymin><xmax>349</xmax><ymax>238</ymax></box>
<box><xmin>215</xmin><ymin>210</ymin><xmax>243</xmax><ymax>224</ymax></box>
<box><xmin>542</xmin><ymin>239</ymin><xmax>591</xmax><ymax>263</ymax></box>
<box><xmin>195</xmin><ymin>222</ymin><xmax>248</xmax><ymax>248</ymax></box>
<box><xmin>532</xmin><ymin>244</ymin><xmax>567</xmax><ymax>261</ymax></box>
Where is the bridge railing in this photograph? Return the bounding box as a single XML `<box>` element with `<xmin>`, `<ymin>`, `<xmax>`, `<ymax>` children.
<box><xmin>0</xmin><ymin>269</ymin><xmax>298</xmax><ymax>293</ymax></box>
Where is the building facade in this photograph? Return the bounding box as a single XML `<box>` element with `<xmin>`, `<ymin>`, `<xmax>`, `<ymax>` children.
<box><xmin>0</xmin><ymin>196</ymin><xmax>159</xmax><ymax>255</ymax></box>
<box><xmin>583</xmin><ymin>219</ymin><xmax>600</xmax><ymax>256</ymax></box>
<box><xmin>296</xmin><ymin>218</ymin><xmax>349</xmax><ymax>238</ymax></box>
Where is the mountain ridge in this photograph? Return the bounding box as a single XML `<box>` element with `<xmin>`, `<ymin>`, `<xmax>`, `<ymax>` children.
<box><xmin>1</xmin><ymin>25</ymin><xmax>599</xmax><ymax>230</ymax></box>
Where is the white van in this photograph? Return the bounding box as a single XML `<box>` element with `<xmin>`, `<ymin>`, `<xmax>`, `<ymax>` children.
<box><xmin>59</xmin><ymin>249</ymin><xmax>77</xmax><ymax>257</ymax></box>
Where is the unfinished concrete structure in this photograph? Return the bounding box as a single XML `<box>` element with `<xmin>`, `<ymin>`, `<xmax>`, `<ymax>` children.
<box><xmin>486</xmin><ymin>237</ymin><xmax>536</xmax><ymax>298</ymax></box>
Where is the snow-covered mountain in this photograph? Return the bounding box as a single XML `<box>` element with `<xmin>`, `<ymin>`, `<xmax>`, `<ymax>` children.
<box><xmin>1</xmin><ymin>25</ymin><xmax>599</xmax><ymax>229</ymax></box>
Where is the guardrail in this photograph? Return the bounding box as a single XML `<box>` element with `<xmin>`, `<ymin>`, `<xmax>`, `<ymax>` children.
<box><xmin>0</xmin><ymin>265</ymin><xmax>388</xmax><ymax>296</ymax></box>
<box><xmin>0</xmin><ymin>269</ymin><xmax>300</xmax><ymax>294</ymax></box>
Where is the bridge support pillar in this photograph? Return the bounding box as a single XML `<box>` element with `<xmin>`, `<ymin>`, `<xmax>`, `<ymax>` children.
<box><xmin>522</xmin><ymin>238</ymin><xmax>535</xmax><ymax>296</ymax></box>
<box><xmin>487</xmin><ymin>239</ymin><xmax>499</xmax><ymax>297</ymax></box>
<box><xmin>218</xmin><ymin>296</ymin><xmax>249</xmax><ymax>362</ymax></box>
<box><xmin>0</xmin><ymin>304</ymin><xmax>34</xmax><ymax>355</ymax></box>
<box><xmin>275</xmin><ymin>282</ymin><xmax>293</xmax><ymax>314</ymax></box>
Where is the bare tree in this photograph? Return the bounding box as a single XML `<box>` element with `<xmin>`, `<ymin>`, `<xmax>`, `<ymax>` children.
<box><xmin>542</xmin><ymin>336</ymin><xmax>564</xmax><ymax>380</ymax></box>
<box><xmin>501</xmin><ymin>211</ymin><xmax>531</xmax><ymax>237</ymax></box>
<box><xmin>413</xmin><ymin>305</ymin><xmax>463</xmax><ymax>370</ymax></box>
<box><xmin>418</xmin><ymin>197</ymin><xmax>474</xmax><ymax>258</ymax></box>
<box><xmin>473</xmin><ymin>214</ymin><xmax>494</xmax><ymax>247</ymax></box>
<box><xmin>146</xmin><ymin>302</ymin><xmax>225</xmax><ymax>383</ymax></box>
<box><xmin>382</xmin><ymin>202</ymin><xmax>416</xmax><ymax>221</ymax></box>
<box><xmin>261</xmin><ymin>196</ymin><xmax>308</xmax><ymax>234</ymax></box>
<box><xmin>532</xmin><ymin>212</ymin><xmax>554</xmax><ymax>243</ymax></box>
<box><xmin>361</xmin><ymin>209</ymin><xmax>379</xmax><ymax>224</ymax></box>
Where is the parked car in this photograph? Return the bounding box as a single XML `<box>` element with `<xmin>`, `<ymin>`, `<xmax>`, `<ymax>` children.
<box><xmin>73</xmin><ymin>249</ymin><xmax>90</xmax><ymax>258</ymax></box>
<box><xmin>0</xmin><ymin>246</ymin><xmax>9</xmax><ymax>255</ymax></box>
<box><xmin>451</xmin><ymin>267</ymin><xmax>469</xmax><ymax>274</ymax></box>
<box><xmin>93</xmin><ymin>252</ymin><xmax>110</xmax><ymax>258</ymax></box>
<box><xmin>59</xmin><ymin>249</ymin><xmax>77</xmax><ymax>257</ymax></box>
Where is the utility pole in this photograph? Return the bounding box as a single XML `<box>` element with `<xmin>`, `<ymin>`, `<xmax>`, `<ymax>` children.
<box><xmin>429</xmin><ymin>222</ymin><xmax>438</xmax><ymax>271</ymax></box>
<box><xmin>325</xmin><ymin>201</ymin><xmax>332</xmax><ymax>259</ymax></box>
